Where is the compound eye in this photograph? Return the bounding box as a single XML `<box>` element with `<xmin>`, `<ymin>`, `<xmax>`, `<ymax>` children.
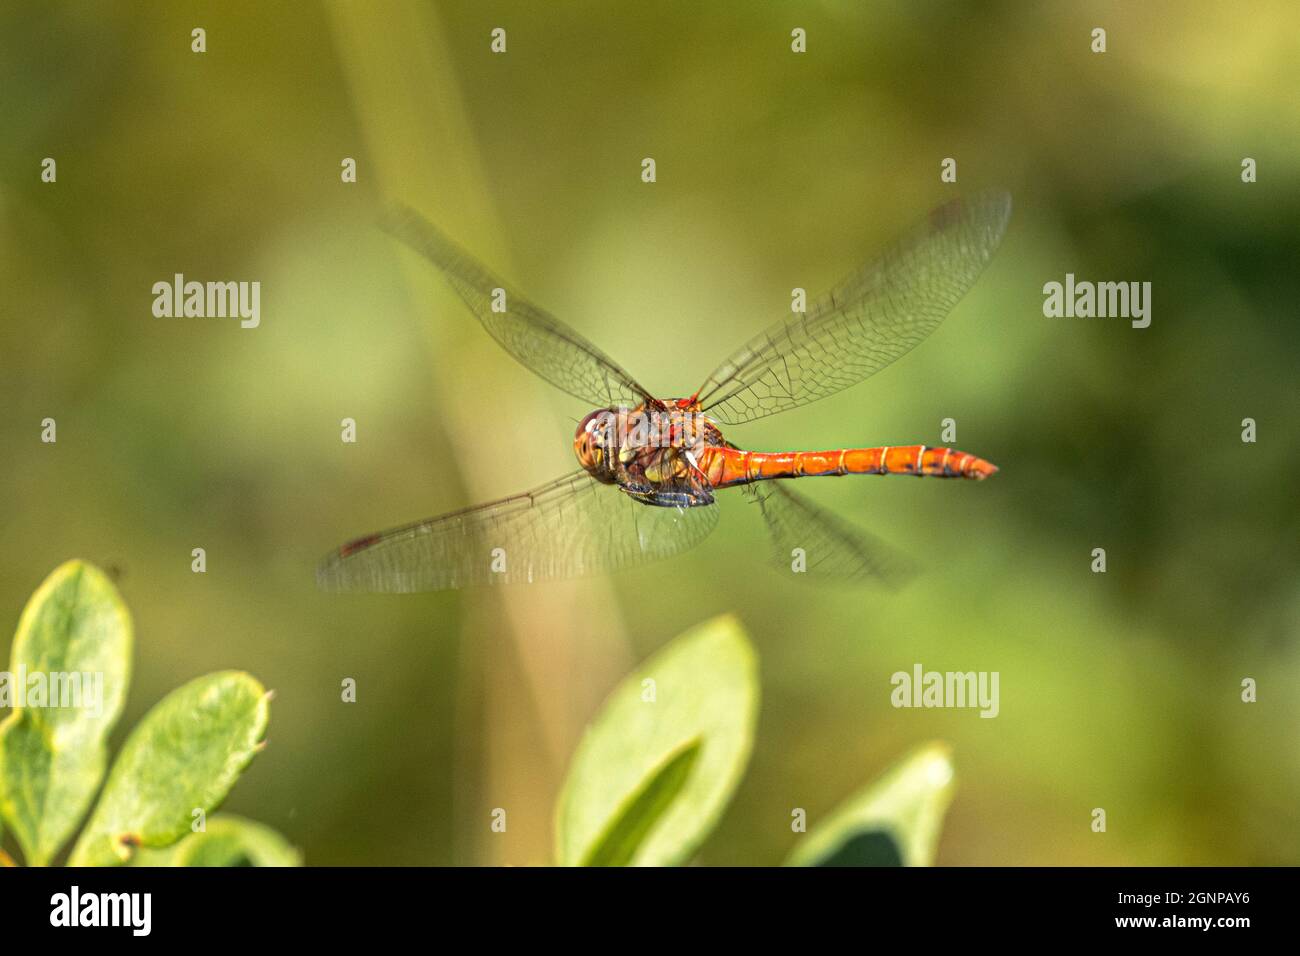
<box><xmin>576</xmin><ymin>409</ymin><xmax>618</xmax><ymax>461</ymax></box>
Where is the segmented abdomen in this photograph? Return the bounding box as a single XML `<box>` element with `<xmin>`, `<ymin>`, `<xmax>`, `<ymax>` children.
<box><xmin>700</xmin><ymin>444</ymin><xmax>997</xmax><ymax>487</ymax></box>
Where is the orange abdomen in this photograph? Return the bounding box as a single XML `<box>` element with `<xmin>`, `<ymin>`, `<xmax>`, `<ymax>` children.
<box><xmin>699</xmin><ymin>444</ymin><xmax>997</xmax><ymax>487</ymax></box>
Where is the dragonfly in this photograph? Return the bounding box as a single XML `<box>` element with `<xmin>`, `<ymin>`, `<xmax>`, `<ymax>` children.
<box><xmin>317</xmin><ymin>191</ymin><xmax>1011</xmax><ymax>592</ymax></box>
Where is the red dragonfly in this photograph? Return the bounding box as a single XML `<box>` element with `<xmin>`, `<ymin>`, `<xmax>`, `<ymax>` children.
<box><xmin>318</xmin><ymin>192</ymin><xmax>1010</xmax><ymax>592</ymax></box>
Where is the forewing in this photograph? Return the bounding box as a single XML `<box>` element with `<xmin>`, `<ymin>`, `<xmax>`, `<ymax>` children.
<box><xmin>317</xmin><ymin>471</ymin><xmax>718</xmax><ymax>592</ymax></box>
<box><xmin>697</xmin><ymin>191</ymin><xmax>1011</xmax><ymax>425</ymax></box>
<box><xmin>382</xmin><ymin>204</ymin><xmax>652</xmax><ymax>409</ymax></box>
<box><xmin>743</xmin><ymin>481</ymin><xmax>916</xmax><ymax>588</ymax></box>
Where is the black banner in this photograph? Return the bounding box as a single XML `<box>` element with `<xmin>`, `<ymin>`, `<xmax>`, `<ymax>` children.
<box><xmin>0</xmin><ymin>866</ymin><xmax>1279</xmax><ymax>942</ymax></box>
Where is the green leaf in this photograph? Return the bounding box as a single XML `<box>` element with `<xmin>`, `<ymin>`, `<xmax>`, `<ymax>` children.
<box><xmin>129</xmin><ymin>815</ymin><xmax>301</xmax><ymax>867</ymax></box>
<box><xmin>785</xmin><ymin>741</ymin><xmax>956</xmax><ymax>867</ymax></box>
<box><xmin>68</xmin><ymin>671</ymin><xmax>270</xmax><ymax>866</ymax></box>
<box><xmin>555</xmin><ymin>613</ymin><xmax>758</xmax><ymax>866</ymax></box>
<box><xmin>0</xmin><ymin>561</ymin><xmax>133</xmax><ymax>866</ymax></box>
<box><xmin>579</xmin><ymin>738</ymin><xmax>701</xmax><ymax>867</ymax></box>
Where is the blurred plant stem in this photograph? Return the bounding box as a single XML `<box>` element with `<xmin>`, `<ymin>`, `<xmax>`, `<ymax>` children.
<box><xmin>325</xmin><ymin>0</ymin><xmax>635</xmax><ymax>865</ymax></box>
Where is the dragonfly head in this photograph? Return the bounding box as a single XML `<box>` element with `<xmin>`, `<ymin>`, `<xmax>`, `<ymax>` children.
<box><xmin>574</xmin><ymin>408</ymin><xmax>618</xmax><ymax>481</ymax></box>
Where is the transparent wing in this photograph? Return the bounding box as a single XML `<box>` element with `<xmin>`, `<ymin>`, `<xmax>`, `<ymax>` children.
<box><xmin>382</xmin><ymin>204</ymin><xmax>652</xmax><ymax>409</ymax></box>
<box><xmin>742</xmin><ymin>481</ymin><xmax>916</xmax><ymax>588</ymax></box>
<box><xmin>317</xmin><ymin>471</ymin><xmax>718</xmax><ymax>593</ymax></box>
<box><xmin>697</xmin><ymin>191</ymin><xmax>1011</xmax><ymax>425</ymax></box>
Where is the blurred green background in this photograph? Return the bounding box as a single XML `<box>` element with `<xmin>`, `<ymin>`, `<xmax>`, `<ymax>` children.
<box><xmin>2</xmin><ymin>1</ymin><xmax>1298</xmax><ymax>865</ymax></box>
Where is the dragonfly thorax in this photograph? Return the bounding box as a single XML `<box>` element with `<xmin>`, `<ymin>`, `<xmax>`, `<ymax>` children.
<box><xmin>574</xmin><ymin>402</ymin><xmax>724</xmax><ymax>506</ymax></box>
